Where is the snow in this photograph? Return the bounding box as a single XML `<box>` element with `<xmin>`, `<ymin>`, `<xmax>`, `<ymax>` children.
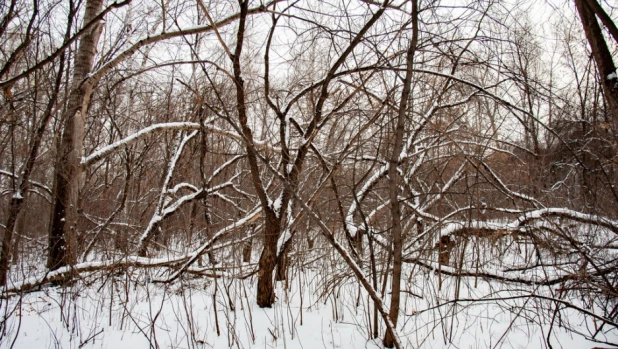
<box><xmin>277</xmin><ymin>228</ymin><xmax>291</xmax><ymax>252</ymax></box>
<box><xmin>162</xmin><ymin>131</ymin><xmax>198</xmax><ymax>201</ymax></box>
<box><xmin>167</xmin><ymin>182</ymin><xmax>199</xmax><ymax>195</ymax></box>
<box><xmin>137</xmin><ymin>186</ymin><xmax>221</xmax><ymax>250</ymax></box>
<box><xmin>3</xmin><ymin>208</ymin><xmax>618</xmax><ymax>349</ymax></box>
<box><xmin>82</xmin><ymin>123</ymin><xmax>278</xmax><ymax>167</ymax></box>
<box><xmin>277</xmin><ymin>202</ymin><xmax>294</xmax><ymax>252</ymax></box>
<box><xmin>4</xmin><ymin>262</ymin><xmax>612</xmax><ymax>349</ymax></box>
<box><xmin>272</xmin><ymin>194</ymin><xmax>283</xmax><ymax>218</ymax></box>
<box><xmin>607</xmin><ymin>71</ymin><xmax>617</xmax><ymax>80</ymax></box>
<box><xmin>136</xmin><ymin>132</ymin><xmax>243</xmax><ymax>253</ymax></box>
<box><xmin>516</xmin><ymin>207</ymin><xmax>618</xmax><ymax>232</ymax></box>
<box><xmin>82</xmin><ymin>122</ymin><xmax>201</xmax><ymax>166</ymax></box>
<box><xmin>422</xmin><ymin>207</ymin><xmax>618</xmax><ymax>244</ymax></box>
<box><xmin>207</xmin><ymin>155</ymin><xmax>243</xmax><ymax>184</ymax></box>
<box><xmin>2</xmin><ymin>272</ymin><xmax>385</xmax><ymax>349</ymax></box>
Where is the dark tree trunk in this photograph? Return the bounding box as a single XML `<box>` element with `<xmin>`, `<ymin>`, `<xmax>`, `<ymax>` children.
<box><xmin>353</xmin><ymin>230</ymin><xmax>363</xmax><ymax>256</ymax></box>
<box><xmin>0</xmin><ymin>197</ymin><xmax>22</xmax><ymax>285</ymax></box>
<box><xmin>383</xmin><ymin>1</ymin><xmax>418</xmax><ymax>347</ymax></box>
<box><xmin>230</xmin><ymin>0</ymin><xmax>282</xmax><ymax>308</ymax></box>
<box><xmin>275</xmin><ymin>250</ymin><xmax>287</xmax><ymax>281</ymax></box>
<box><xmin>256</xmin><ymin>213</ymin><xmax>280</xmax><ymax>307</ymax></box>
<box><xmin>437</xmin><ymin>235</ymin><xmax>456</xmax><ymax>266</ymax></box>
<box><xmin>242</xmin><ymin>224</ymin><xmax>254</xmax><ymax>263</ymax></box>
<box><xmin>584</xmin><ymin>0</ymin><xmax>618</xmax><ymax>45</ymax></box>
<box><xmin>574</xmin><ymin>0</ymin><xmax>618</xmax><ymax>120</ymax></box>
<box><xmin>242</xmin><ymin>238</ymin><xmax>252</xmax><ymax>263</ymax></box>
<box><xmin>11</xmin><ymin>210</ymin><xmax>24</xmax><ymax>265</ymax></box>
<box><xmin>204</xmin><ymin>202</ymin><xmax>216</xmax><ymax>264</ymax></box>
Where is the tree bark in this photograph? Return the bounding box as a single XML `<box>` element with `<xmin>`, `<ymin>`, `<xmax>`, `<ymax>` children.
<box><xmin>242</xmin><ymin>224</ymin><xmax>255</xmax><ymax>263</ymax></box>
<box><xmin>230</xmin><ymin>0</ymin><xmax>281</xmax><ymax>308</ymax></box>
<box><xmin>275</xmin><ymin>249</ymin><xmax>287</xmax><ymax>281</ymax></box>
<box><xmin>48</xmin><ymin>0</ymin><xmax>104</xmax><ymax>271</ymax></box>
<box><xmin>204</xmin><ymin>201</ymin><xmax>217</xmax><ymax>264</ymax></box>
<box><xmin>0</xmin><ymin>197</ymin><xmax>22</xmax><ymax>285</ymax></box>
<box><xmin>574</xmin><ymin>0</ymin><xmax>618</xmax><ymax>120</ymax></box>
<box><xmin>256</xmin><ymin>212</ymin><xmax>280</xmax><ymax>307</ymax></box>
<box><xmin>383</xmin><ymin>1</ymin><xmax>418</xmax><ymax>347</ymax></box>
<box><xmin>242</xmin><ymin>238</ymin><xmax>252</xmax><ymax>263</ymax></box>
<box><xmin>584</xmin><ymin>0</ymin><xmax>618</xmax><ymax>46</ymax></box>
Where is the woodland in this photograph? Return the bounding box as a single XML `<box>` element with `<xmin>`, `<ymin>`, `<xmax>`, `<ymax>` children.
<box><xmin>1</xmin><ymin>0</ymin><xmax>618</xmax><ymax>348</ymax></box>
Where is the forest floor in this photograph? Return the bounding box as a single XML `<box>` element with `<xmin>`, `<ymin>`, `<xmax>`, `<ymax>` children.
<box><xmin>0</xmin><ymin>261</ymin><xmax>613</xmax><ymax>349</ymax></box>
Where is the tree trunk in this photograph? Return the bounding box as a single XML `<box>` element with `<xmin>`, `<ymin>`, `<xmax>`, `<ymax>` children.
<box><xmin>11</xmin><ymin>210</ymin><xmax>24</xmax><ymax>265</ymax></box>
<box><xmin>275</xmin><ymin>250</ymin><xmax>287</xmax><ymax>281</ymax></box>
<box><xmin>383</xmin><ymin>1</ymin><xmax>418</xmax><ymax>347</ymax></box>
<box><xmin>583</xmin><ymin>0</ymin><xmax>618</xmax><ymax>46</ymax></box>
<box><xmin>437</xmin><ymin>235</ymin><xmax>455</xmax><ymax>266</ymax></box>
<box><xmin>242</xmin><ymin>224</ymin><xmax>254</xmax><ymax>263</ymax></box>
<box><xmin>256</xmin><ymin>213</ymin><xmax>280</xmax><ymax>307</ymax></box>
<box><xmin>230</xmin><ymin>0</ymin><xmax>282</xmax><ymax>308</ymax></box>
<box><xmin>0</xmin><ymin>197</ymin><xmax>22</xmax><ymax>285</ymax></box>
<box><xmin>574</xmin><ymin>0</ymin><xmax>618</xmax><ymax>120</ymax></box>
<box><xmin>353</xmin><ymin>230</ymin><xmax>363</xmax><ymax>256</ymax></box>
<box><xmin>204</xmin><ymin>201</ymin><xmax>216</xmax><ymax>264</ymax></box>
<box><xmin>48</xmin><ymin>0</ymin><xmax>104</xmax><ymax>270</ymax></box>
<box><xmin>242</xmin><ymin>238</ymin><xmax>252</xmax><ymax>263</ymax></box>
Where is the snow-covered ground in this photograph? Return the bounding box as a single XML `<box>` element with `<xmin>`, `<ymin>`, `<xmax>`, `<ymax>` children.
<box><xmin>1</xmin><ymin>261</ymin><xmax>614</xmax><ymax>349</ymax></box>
